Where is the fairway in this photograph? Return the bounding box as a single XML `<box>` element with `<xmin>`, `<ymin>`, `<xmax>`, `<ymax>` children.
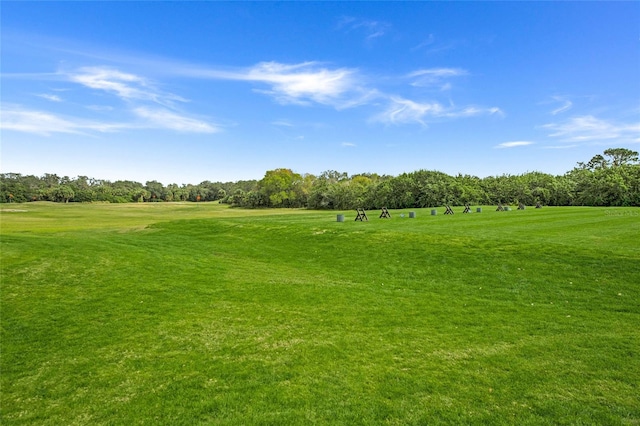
<box><xmin>1</xmin><ymin>203</ymin><xmax>639</xmax><ymax>425</ymax></box>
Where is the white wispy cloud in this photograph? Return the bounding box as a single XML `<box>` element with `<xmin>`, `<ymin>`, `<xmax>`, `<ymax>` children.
<box><xmin>1</xmin><ymin>108</ymin><xmax>80</xmax><ymax>135</ymax></box>
<box><xmin>86</xmin><ymin>105</ymin><xmax>114</xmax><ymax>112</ymax></box>
<box><xmin>36</xmin><ymin>93</ymin><xmax>63</xmax><ymax>102</ymax></box>
<box><xmin>337</xmin><ymin>16</ymin><xmax>391</xmax><ymax>42</ymax></box>
<box><xmin>246</xmin><ymin>62</ymin><xmax>357</xmax><ymax>106</ymax></box>
<box><xmin>342</xmin><ymin>142</ymin><xmax>356</xmax><ymax>147</ymax></box>
<box><xmin>2</xmin><ymin>65</ymin><xmax>219</xmax><ymax>136</ymax></box>
<box><xmin>412</xmin><ymin>34</ymin><xmax>436</xmax><ymax>51</ymax></box>
<box><xmin>0</xmin><ymin>105</ymin><xmax>127</xmax><ymax>136</ymax></box>
<box><xmin>272</xmin><ymin>120</ymin><xmax>294</xmax><ymax>127</ymax></box>
<box><xmin>133</xmin><ymin>107</ymin><xmax>219</xmax><ymax>133</ymax></box>
<box><xmin>185</xmin><ymin>61</ymin><xmax>495</xmax><ymax>120</ymax></box>
<box><xmin>68</xmin><ymin>66</ymin><xmax>186</xmax><ymax>107</ymax></box>
<box><xmin>375</xmin><ymin>98</ymin><xmax>445</xmax><ymax>126</ymax></box>
<box><xmin>373</xmin><ymin>96</ymin><xmax>502</xmax><ymax>126</ymax></box>
<box><xmin>56</xmin><ymin>66</ymin><xmax>218</xmax><ymax>134</ymax></box>
<box><xmin>411</xmin><ymin>34</ymin><xmax>459</xmax><ymax>55</ymax></box>
<box><xmin>543</xmin><ymin>115</ymin><xmax>640</xmax><ymax>143</ymax></box>
<box><xmin>455</xmin><ymin>106</ymin><xmax>503</xmax><ymax>117</ymax></box>
<box><xmin>70</xmin><ymin>67</ymin><xmax>147</xmax><ymax>98</ymax></box>
<box><xmin>186</xmin><ymin>61</ymin><xmax>376</xmax><ymax>109</ymax></box>
<box><xmin>407</xmin><ymin>68</ymin><xmax>469</xmax><ymax>90</ymax></box>
<box><xmin>495</xmin><ymin>141</ymin><xmax>535</xmax><ymax>149</ymax></box>
<box><xmin>549</xmin><ymin>96</ymin><xmax>573</xmax><ymax>115</ymax></box>
<box><xmin>1</xmin><ymin>105</ymin><xmax>218</xmax><ymax>135</ymax></box>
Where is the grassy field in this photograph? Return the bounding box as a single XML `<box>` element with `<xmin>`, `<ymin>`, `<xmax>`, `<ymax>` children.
<box><xmin>1</xmin><ymin>202</ymin><xmax>639</xmax><ymax>425</ymax></box>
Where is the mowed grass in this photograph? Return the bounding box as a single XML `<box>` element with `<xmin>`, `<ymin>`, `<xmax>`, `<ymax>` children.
<box><xmin>1</xmin><ymin>202</ymin><xmax>639</xmax><ymax>425</ymax></box>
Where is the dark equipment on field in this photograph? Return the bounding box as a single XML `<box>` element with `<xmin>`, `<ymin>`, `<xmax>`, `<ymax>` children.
<box><xmin>355</xmin><ymin>208</ymin><xmax>368</xmax><ymax>221</ymax></box>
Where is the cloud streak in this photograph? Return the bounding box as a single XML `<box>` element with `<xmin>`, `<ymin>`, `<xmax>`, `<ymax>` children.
<box><xmin>374</xmin><ymin>96</ymin><xmax>502</xmax><ymax>126</ymax></box>
<box><xmin>246</xmin><ymin>62</ymin><xmax>359</xmax><ymax>106</ymax></box>
<box><xmin>543</xmin><ymin>115</ymin><xmax>640</xmax><ymax>144</ymax></box>
<box><xmin>1</xmin><ymin>105</ymin><xmax>219</xmax><ymax>135</ymax></box>
<box><xmin>19</xmin><ymin>66</ymin><xmax>221</xmax><ymax>135</ymax></box>
<box><xmin>172</xmin><ymin>61</ymin><xmax>502</xmax><ymax>127</ymax></box>
<box><xmin>337</xmin><ymin>16</ymin><xmax>391</xmax><ymax>42</ymax></box>
<box><xmin>411</xmin><ymin>34</ymin><xmax>459</xmax><ymax>54</ymax></box>
<box><xmin>407</xmin><ymin>68</ymin><xmax>469</xmax><ymax>90</ymax></box>
<box><xmin>546</xmin><ymin>95</ymin><xmax>573</xmax><ymax>115</ymax></box>
<box><xmin>0</xmin><ymin>105</ymin><xmax>127</xmax><ymax>136</ymax></box>
<box><xmin>184</xmin><ymin>61</ymin><xmax>377</xmax><ymax>109</ymax></box>
<box><xmin>68</xmin><ymin>66</ymin><xmax>186</xmax><ymax>107</ymax></box>
<box><xmin>133</xmin><ymin>107</ymin><xmax>219</xmax><ymax>133</ymax></box>
<box><xmin>36</xmin><ymin>93</ymin><xmax>63</xmax><ymax>102</ymax></box>
<box><xmin>495</xmin><ymin>141</ymin><xmax>535</xmax><ymax>149</ymax></box>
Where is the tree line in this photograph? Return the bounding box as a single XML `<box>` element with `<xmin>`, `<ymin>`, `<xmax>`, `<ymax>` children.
<box><xmin>2</xmin><ymin>148</ymin><xmax>638</xmax><ymax>208</ymax></box>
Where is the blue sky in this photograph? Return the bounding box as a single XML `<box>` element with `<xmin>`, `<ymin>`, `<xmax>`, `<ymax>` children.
<box><xmin>2</xmin><ymin>2</ymin><xmax>639</xmax><ymax>185</ymax></box>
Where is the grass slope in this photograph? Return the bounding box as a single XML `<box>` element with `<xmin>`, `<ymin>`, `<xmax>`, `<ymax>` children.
<box><xmin>1</xmin><ymin>203</ymin><xmax>639</xmax><ymax>425</ymax></box>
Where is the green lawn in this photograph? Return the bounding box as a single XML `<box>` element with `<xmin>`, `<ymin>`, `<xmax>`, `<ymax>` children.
<box><xmin>1</xmin><ymin>202</ymin><xmax>639</xmax><ymax>425</ymax></box>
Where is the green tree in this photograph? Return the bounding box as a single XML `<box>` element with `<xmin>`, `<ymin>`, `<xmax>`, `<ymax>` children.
<box><xmin>230</xmin><ymin>189</ymin><xmax>247</xmax><ymax>206</ymax></box>
<box><xmin>308</xmin><ymin>171</ymin><xmax>348</xmax><ymax>209</ymax></box>
<box><xmin>569</xmin><ymin>148</ymin><xmax>640</xmax><ymax>206</ymax></box>
<box><xmin>604</xmin><ymin>148</ymin><xmax>639</xmax><ymax>167</ymax></box>
<box><xmin>453</xmin><ymin>174</ymin><xmax>484</xmax><ymax>205</ymax></box>
<box><xmin>577</xmin><ymin>154</ymin><xmax>607</xmax><ymax>171</ymax></box>
<box><xmin>71</xmin><ymin>176</ymin><xmax>96</xmax><ymax>202</ymax></box>
<box><xmin>41</xmin><ymin>173</ymin><xmax>61</xmax><ymax>188</ymax></box>
<box><xmin>94</xmin><ymin>184</ymin><xmax>116</xmax><ymax>202</ymax></box>
<box><xmin>0</xmin><ymin>173</ymin><xmax>30</xmax><ymax>203</ymax></box>
<box><xmin>145</xmin><ymin>180</ymin><xmax>166</xmax><ymax>202</ymax></box>
<box><xmin>258</xmin><ymin>168</ymin><xmax>304</xmax><ymax>208</ymax></box>
<box><xmin>49</xmin><ymin>185</ymin><xmax>75</xmax><ymax>203</ymax></box>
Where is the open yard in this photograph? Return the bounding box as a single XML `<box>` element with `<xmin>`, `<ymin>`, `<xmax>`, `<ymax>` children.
<box><xmin>1</xmin><ymin>202</ymin><xmax>639</xmax><ymax>425</ymax></box>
